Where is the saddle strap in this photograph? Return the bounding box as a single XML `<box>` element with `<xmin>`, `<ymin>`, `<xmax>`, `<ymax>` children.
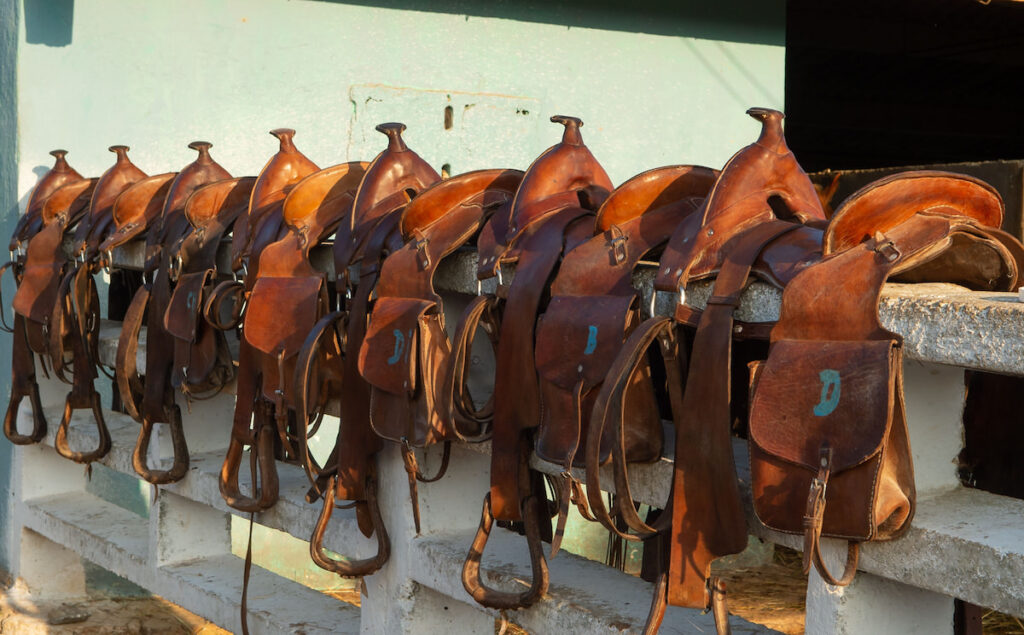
<box><xmin>668</xmin><ymin>221</ymin><xmax>800</xmax><ymax>610</ymax></box>
<box><xmin>116</xmin><ymin>285</ymin><xmax>149</xmax><ymax>422</ymax></box>
<box><xmin>585</xmin><ymin>316</ymin><xmax>680</xmax><ymax>541</ymax></box>
<box><xmin>445</xmin><ymin>293</ymin><xmax>500</xmax><ymax>441</ymax></box>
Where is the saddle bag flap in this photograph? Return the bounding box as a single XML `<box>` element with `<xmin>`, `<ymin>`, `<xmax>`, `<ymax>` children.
<box><xmin>749</xmin><ymin>338</ymin><xmax>912</xmax><ymax>540</ymax></box>
<box><xmin>358</xmin><ymin>297</ymin><xmax>437</xmax><ymax>396</ymax></box>
<box><xmin>13</xmin><ymin>263</ymin><xmax>64</xmax><ymax>323</ymax></box>
<box><xmin>535</xmin><ymin>294</ymin><xmax>637</xmax><ymax>392</ymax></box>
<box><xmin>243</xmin><ymin>275</ymin><xmax>325</xmax><ymax>358</ymax></box>
<box><xmin>164</xmin><ymin>270</ymin><xmax>214</xmax><ymax>343</ymax></box>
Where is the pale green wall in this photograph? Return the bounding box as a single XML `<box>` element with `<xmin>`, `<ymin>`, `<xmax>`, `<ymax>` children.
<box><xmin>0</xmin><ymin>0</ymin><xmax>18</xmax><ymax>575</ymax></box>
<box><xmin>4</xmin><ymin>0</ymin><xmax>784</xmax><ymax>574</ymax></box>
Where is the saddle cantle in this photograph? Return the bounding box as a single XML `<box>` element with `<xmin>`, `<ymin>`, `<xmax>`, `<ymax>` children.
<box><xmin>10</xmin><ymin>150</ymin><xmax>85</xmax><ymax>253</ymax></box>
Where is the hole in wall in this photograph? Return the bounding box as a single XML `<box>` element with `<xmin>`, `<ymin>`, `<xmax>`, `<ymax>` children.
<box><xmin>444</xmin><ymin>105</ymin><xmax>454</xmax><ymax>130</ymax></box>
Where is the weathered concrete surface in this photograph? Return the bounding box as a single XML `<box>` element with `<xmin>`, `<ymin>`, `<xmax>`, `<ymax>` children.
<box><xmin>412</xmin><ymin>529</ymin><xmax>774</xmax><ymax>634</ymax></box>
<box><xmin>20</xmin><ymin>404</ymin><xmax>375</xmax><ymax>561</ymax></box>
<box><xmin>19</xmin><ymin>490</ymin><xmax>357</xmax><ymax>634</ymax></box>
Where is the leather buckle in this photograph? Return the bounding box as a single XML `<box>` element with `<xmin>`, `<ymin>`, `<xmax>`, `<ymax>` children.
<box><xmin>412</xmin><ymin>230</ymin><xmax>431</xmax><ymax>270</ymax></box>
<box><xmin>872</xmin><ymin>231</ymin><xmax>900</xmax><ymax>262</ymax></box>
<box><xmin>607</xmin><ymin>225</ymin><xmax>627</xmax><ymax>263</ymax></box>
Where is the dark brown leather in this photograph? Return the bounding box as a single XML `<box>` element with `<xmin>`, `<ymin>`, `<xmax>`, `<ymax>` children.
<box><xmin>111</xmin><ymin>143</ymin><xmax>233</xmax><ymax>483</ymax></box>
<box><xmin>293</xmin><ymin>123</ymin><xmax>439</xmax><ymax>576</ymax></box>
<box><xmin>462</xmin><ymin>115</ymin><xmax>611</xmax><ymax>611</ymax></box>
<box><xmin>220</xmin><ymin>161</ymin><xmax>366</xmax><ymax>511</ymax></box>
<box><xmin>534</xmin><ymin>165</ymin><xmax>715</xmax><ymax>555</ymax></box>
<box><xmin>5</xmin><ymin>145</ymin><xmax>149</xmax><ymax>463</ymax></box>
<box><xmin>71</xmin><ymin>146</ymin><xmax>148</xmax><ymax>261</ymax></box>
<box><xmin>585</xmin><ymin>108</ymin><xmax>827</xmax><ymax>632</ymax></box>
<box><xmin>750</xmin><ymin>172</ymin><xmax>1020</xmax><ymax>587</ymax></box>
<box><xmin>11</xmin><ymin>150</ymin><xmax>85</xmax><ymax>252</ymax></box>
<box><xmin>358</xmin><ymin>169</ymin><xmax>522</xmax><ymax>531</ymax></box>
<box><xmin>231</xmin><ymin>129</ymin><xmax>320</xmax><ymax>273</ymax></box>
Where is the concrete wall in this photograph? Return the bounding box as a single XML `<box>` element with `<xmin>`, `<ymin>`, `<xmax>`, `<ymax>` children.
<box><xmin>2</xmin><ymin>0</ymin><xmax>784</xmax><ymax>573</ymax></box>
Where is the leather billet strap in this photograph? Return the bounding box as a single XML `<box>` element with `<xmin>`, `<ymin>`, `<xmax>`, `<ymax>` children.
<box><xmin>489</xmin><ymin>206</ymin><xmax>595</xmax><ymax>522</ymax></box>
<box><xmin>444</xmin><ymin>292</ymin><xmax>500</xmax><ymax>441</ymax></box>
<box><xmin>801</xmin><ymin>446</ymin><xmax>859</xmax><ymax>586</ymax></box>
<box><xmin>3</xmin><ymin>314</ymin><xmax>48</xmax><ymax>445</ymax></box>
<box><xmin>584</xmin><ymin>316</ymin><xmax>681</xmax><ymax>542</ymax></box>
<box><xmin>667</xmin><ymin>220</ymin><xmax>801</xmax><ymax>610</ymax></box>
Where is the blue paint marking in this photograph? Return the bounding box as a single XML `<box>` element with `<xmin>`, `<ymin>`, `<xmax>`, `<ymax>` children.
<box><xmin>583</xmin><ymin>325</ymin><xmax>598</xmax><ymax>355</ymax></box>
<box><xmin>186</xmin><ymin>291</ymin><xmax>196</xmax><ymax>311</ymax></box>
<box><xmin>813</xmin><ymin>369</ymin><xmax>841</xmax><ymax>417</ymax></box>
<box><xmin>387</xmin><ymin>329</ymin><xmax>405</xmax><ymax>365</ymax></box>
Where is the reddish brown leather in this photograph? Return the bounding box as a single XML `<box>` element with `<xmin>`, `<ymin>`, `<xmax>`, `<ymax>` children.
<box><xmin>70</xmin><ymin>146</ymin><xmax>147</xmax><ymax>260</ymax></box>
<box><xmin>97</xmin><ymin>173</ymin><xmax>178</xmax><ymax>253</ymax></box>
<box><xmin>333</xmin><ymin>122</ymin><xmax>440</xmax><ymax>290</ymax></box>
<box><xmin>231</xmin><ymin>129</ymin><xmax>319</xmax><ymax>273</ymax></box>
<box><xmin>749</xmin><ymin>173</ymin><xmax>1021</xmax><ymax>589</ymax></box>
<box><xmin>11</xmin><ymin>150</ymin><xmax>85</xmax><ymax>251</ymax></box>
<box><xmin>359</xmin><ymin>169</ymin><xmax>521</xmax><ymax>448</ymax></box>
<box><xmin>655</xmin><ymin>108</ymin><xmax>826</xmax><ymax>294</ymax></box>
<box><xmin>535</xmin><ymin>166</ymin><xmax>714</xmax><ymax>470</ymax></box>
<box><xmin>221</xmin><ymin>161</ymin><xmax>367</xmax><ymax>511</ymax></box>
<box><xmin>144</xmin><ymin>141</ymin><xmax>232</xmax><ymax>273</ymax></box>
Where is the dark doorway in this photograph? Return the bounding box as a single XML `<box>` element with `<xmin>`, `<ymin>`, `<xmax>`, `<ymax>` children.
<box><xmin>785</xmin><ymin>0</ymin><xmax>1024</xmax><ymax>172</ymax></box>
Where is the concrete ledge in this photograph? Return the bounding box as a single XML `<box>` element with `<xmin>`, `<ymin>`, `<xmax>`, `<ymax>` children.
<box><xmin>410</xmin><ymin>529</ymin><xmax>774</xmax><ymax>634</ymax></box>
<box><xmin>21</xmin><ymin>491</ymin><xmax>358</xmax><ymax>634</ymax></box>
<box><xmin>23</xmin><ymin>404</ymin><xmax>375</xmax><ymax>560</ymax></box>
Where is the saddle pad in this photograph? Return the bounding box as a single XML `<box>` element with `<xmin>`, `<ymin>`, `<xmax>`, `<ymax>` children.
<box><xmin>164</xmin><ymin>269</ymin><xmax>214</xmax><ymax>343</ymax></box>
<box><xmin>243</xmin><ymin>275</ymin><xmax>325</xmax><ymax>357</ymax></box>
<box><xmin>535</xmin><ymin>294</ymin><xmax>637</xmax><ymax>391</ymax></box>
<box><xmin>358</xmin><ymin>296</ymin><xmax>437</xmax><ymax>396</ymax></box>
<box><xmin>749</xmin><ymin>338</ymin><xmax>897</xmax><ymax>472</ymax></box>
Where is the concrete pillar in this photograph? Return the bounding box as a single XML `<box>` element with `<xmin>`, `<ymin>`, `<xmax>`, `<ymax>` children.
<box><xmin>9</xmin><ymin>443</ymin><xmax>88</xmax><ymax>599</ymax></box>
<box><xmin>361</xmin><ymin>442</ymin><xmax>494</xmax><ymax>634</ymax></box>
<box><xmin>150</xmin><ymin>490</ymin><xmax>231</xmax><ymax>567</ymax></box>
<box><xmin>805</xmin><ymin>543</ymin><xmax>953</xmax><ymax>635</ymax></box>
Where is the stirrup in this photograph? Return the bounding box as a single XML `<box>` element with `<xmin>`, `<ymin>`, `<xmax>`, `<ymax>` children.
<box><xmin>310</xmin><ymin>475</ymin><xmax>390</xmax><ymax>577</ymax></box>
<box><xmin>133</xmin><ymin>406</ymin><xmax>190</xmax><ymax>484</ymax></box>
<box><xmin>219</xmin><ymin>421</ymin><xmax>279</xmax><ymax>512</ymax></box>
<box><xmin>53</xmin><ymin>390</ymin><xmax>111</xmax><ymax>464</ymax></box>
<box><xmin>462</xmin><ymin>493</ymin><xmax>549</xmax><ymax>610</ymax></box>
<box><xmin>3</xmin><ymin>382</ymin><xmax>47</xmax><ymax>445</ymax></box>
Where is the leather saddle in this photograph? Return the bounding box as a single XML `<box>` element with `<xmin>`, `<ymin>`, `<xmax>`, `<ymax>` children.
<box><xmin>293</xmin><ymin>122</ymin><xmax>439</xmax><ymax>576</ymax></box>
<box><xmin>461</xmin><ymin>115</ymin><xmax>613</xmax><ymax>610</ymax></box>
<box><xmin>749</xmin><ymin>171</ymin><xmax>1021</xmax><ymax>588</ymax></box>
<box><xmin>3</xmin><ymin>153</ymin><xmax>89</xmax><ymax>446</ymax></box>
<box><xmin>8</xmin><ymin>146</ymin><xmax>148</xmax><ymax>463</ymax></box>
<box><xmin>113</xmin><ymin>142</ymin><xmax>234</xmax><ymax>483</ymax></box>
<box><xmin>358</xmin><ymin>168</ymin><xmax>523</xmax><ymax>533</ymax></box>
<box><xmin>534</xmin><ymin>164</ymin><xmax>718</xmax><ymax>555</ymax></box>
<box><xmin>588</xmin><ymin>108</ymin><xmax>828</xmax><ymax>633</ymax></box>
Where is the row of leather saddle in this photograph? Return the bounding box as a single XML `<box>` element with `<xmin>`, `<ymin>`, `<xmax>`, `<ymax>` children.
<box><xmin>6</xmin><ymin>109</ymin><xmax>1023</xmax><ymax>634</ymax></box>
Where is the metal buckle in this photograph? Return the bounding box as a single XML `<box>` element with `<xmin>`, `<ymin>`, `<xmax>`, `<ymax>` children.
<box><xmin>872</xmin><ymin>231</ymin><xmax>900</xmax><ymax>262</ymax></box>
